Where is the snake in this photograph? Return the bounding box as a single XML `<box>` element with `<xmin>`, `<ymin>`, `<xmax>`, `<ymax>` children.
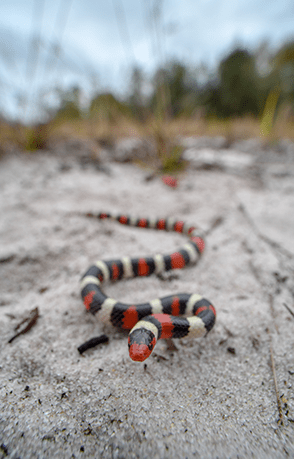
<box><xmin>80</xmin><ymin>212</ymin><xmax>216</xmax><ymax>362</ymax></box>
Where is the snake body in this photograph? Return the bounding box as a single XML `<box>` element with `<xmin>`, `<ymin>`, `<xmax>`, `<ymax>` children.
<box><xmin>80</xmin><ymin>212</ymin><xmax>216</xmax><ymax>362</ymax></box>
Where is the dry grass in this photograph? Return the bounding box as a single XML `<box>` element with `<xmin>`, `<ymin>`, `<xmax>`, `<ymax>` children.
<box><xmin>45</xmin><ymin>115</ymin><xmax>294</xmax><ymax>143</ymax></box>
<box><xmin>161</xmin><ymin>116</ymin><xmax>294</xmax><ymax>143</ymax></box>
<box><xmin>1</xmin><ymin>115</ymin><xmax>294</xmax><ymax>156</ymax></box>
<box><xmin>53</xmin><ymin>118</ymin><xmax>146</xmax><ymax>141</ymax></box>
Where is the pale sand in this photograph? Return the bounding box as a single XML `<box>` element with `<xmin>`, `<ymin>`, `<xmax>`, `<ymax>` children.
<box><xmin>0</xmin><ymin>141</ymin><xmax>294</xmax><ymax>458</ymax></box>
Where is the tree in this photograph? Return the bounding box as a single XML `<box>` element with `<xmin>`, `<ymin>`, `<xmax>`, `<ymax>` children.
<box><xmin>89</xmin><ymin>93</ymin><xmax>130</xmax><ymax>123</ymax></box>
<box><xmin>201</xmin><ymin>48</ymin><xmax>262</xmax><ymax>118</ymax></box>
<box><xmin>54</xmin><ymin>86</ymin><xmax>83</xmax><ymax>121</ymax></box>
<box><xmin>150</xmin><ymin>61</ymin><xmax>198</xmax><ymax>118</ymax></box>
<box><xmin>218</xmin><ymin>48</ymin><xmax>260</xmax><ymax>117</ymax></box>
<box><xmin>273</xmin><ymin>41</ymin><xmax>294</xmax><ymax>102</ymax></box>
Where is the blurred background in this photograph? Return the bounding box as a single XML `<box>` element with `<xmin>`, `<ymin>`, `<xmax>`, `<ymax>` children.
<box><xmin>0</xmin><ymin>0</ymin><xmax>294</xmax><ymax>148</ymax></box>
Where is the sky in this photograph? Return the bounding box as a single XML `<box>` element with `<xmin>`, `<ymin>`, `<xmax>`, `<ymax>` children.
<box><xmin>0</xmin><ymin>0</ymin><xmax>294</xmax><ymax>121</ymax></box>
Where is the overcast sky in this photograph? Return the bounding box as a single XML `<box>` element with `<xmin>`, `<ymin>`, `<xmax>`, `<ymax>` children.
<box><xmin>1</xmin><ymin>0</ymin><xmax>294</xmax><ymax>120</ymax></box>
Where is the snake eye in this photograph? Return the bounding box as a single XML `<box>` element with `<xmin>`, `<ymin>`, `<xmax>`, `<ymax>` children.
<box><xmin>148</xmin><ymin>342</ymin><xmax>154</xmax><ymax>351</ymax></box>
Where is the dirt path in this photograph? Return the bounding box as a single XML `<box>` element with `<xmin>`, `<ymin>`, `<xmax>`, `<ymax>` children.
<box><xmin>0</xmin><ymin>139</ymin><xmax>294</xmax><ymax>458</ymax></box>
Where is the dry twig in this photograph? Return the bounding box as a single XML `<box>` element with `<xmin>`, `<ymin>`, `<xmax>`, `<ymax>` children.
<box><xmin>283</xmin><ymin>302</ymin><xmax>294</xmax><ymax>319</ymax></box>
<box><xmin>8</xmin><ymin>307</ymin><xmax>39</xmax><ymax>343</ymax></box>
<box><xmin>269</xmin><ymin>335</ymin><xmax>284</xmax><ymax>426</ymax></box>
<box><xmin>205</xmin><ymin>216</ymin><xmax>224</xmax><ymax>236</ymax></box>
<box><xmin>78</xmin><ymin>335</ymin><xmax>109</xmax><ymax>354</ymax></box>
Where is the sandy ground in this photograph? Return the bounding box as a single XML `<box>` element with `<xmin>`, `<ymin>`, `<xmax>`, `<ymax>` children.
<box><xmin>0</xmin><ymin>138</ymin><xmax>294</xmax><ymax>458</ymax></box>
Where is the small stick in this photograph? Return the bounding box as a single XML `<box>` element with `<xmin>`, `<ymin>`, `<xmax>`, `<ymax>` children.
<box><xmin>204</xmin><ymin>216</ymin><xmax>224</xmax><ymax>236</ymax></box>
<box><xmin>166</xmin><ymin>338</ymin><xmax>178</xmax><ymax>351</ymax></box>
<box><xmin>269</xmin><ymin>337</ymin><xmax>284</xmax><ymax>426</ymax></box>
<box><xmin>8</xmin><ymin>307</ymin><xmax>39</xmax><ymax>343</ymax></box>
<box><xmin>248</xmin><ymin>262</ymin><xmax>279</xmax><ymax>332</ymax></box>
<box><xmin>268</xmin><ymin>293</ymin><xmax>279</xmax><ymax>333</ymax></box>
<box><xmin>283</xmin><ymin>302</ymin><xmax>294</xmax><ymax>319</ymax></box>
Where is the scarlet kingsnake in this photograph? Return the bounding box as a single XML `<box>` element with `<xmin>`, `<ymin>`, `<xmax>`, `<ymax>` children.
<box><xmin>80</xmin><ymin>213</ymin><xmax>216</xmax><ymax>362</ymax></box>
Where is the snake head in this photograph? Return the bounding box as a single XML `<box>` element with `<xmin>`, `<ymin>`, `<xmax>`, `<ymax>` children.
<box><xmin>128</xmin><ymin>328</ymin><xmax>156</xmax><ymax>362</ymax></box>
